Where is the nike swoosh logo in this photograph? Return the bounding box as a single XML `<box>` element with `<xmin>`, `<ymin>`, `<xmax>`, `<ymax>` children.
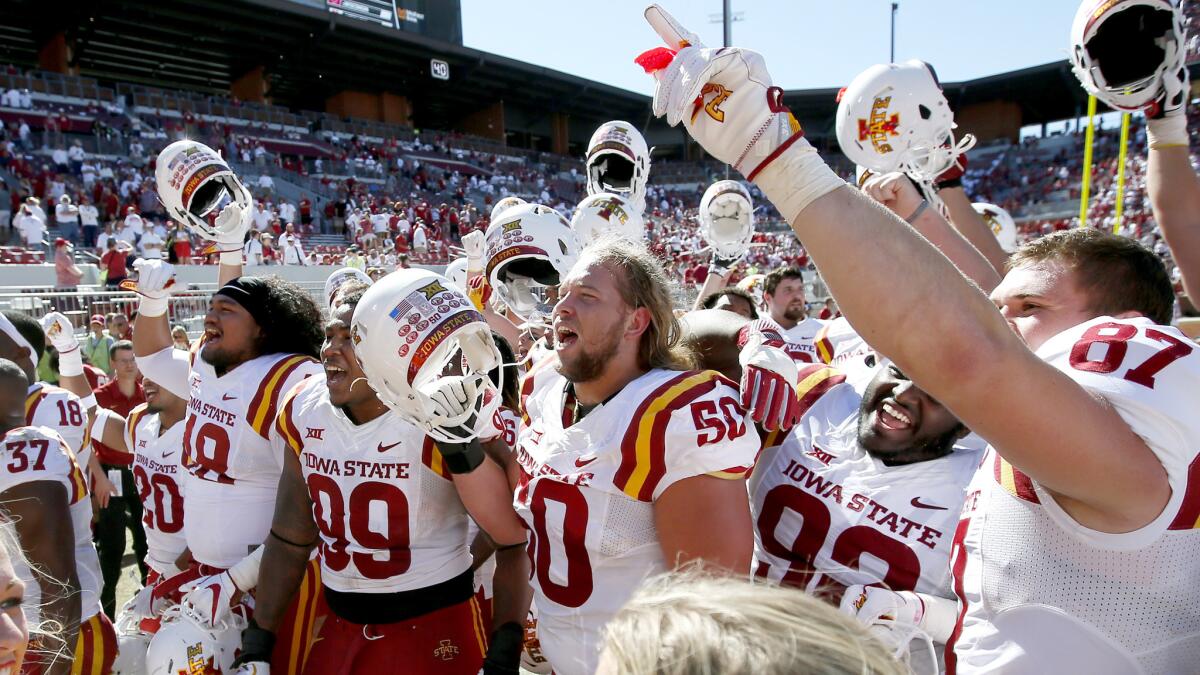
<box><xmin>377</xmin><ymin>441</ymin><xmax>401</xmax><ymax>453</ymax></box>
<box><xmin>162</xmin><ymin>451</ymin><xmax>176</xmax><ymax>459</ymax></box>
<box><xmin>221</xmin><ymin>393</ymin><xmax>236</xmax><ymax>401</ymax></box>
<box><xmin>910</xmin><ymin>497</ymin><xmax>948</xmax><ymax>511</ymax></box>
<box><xmin>574</xmin><ymin>456</ymin><xmax>597</xmax><ymax>468</ymax></box>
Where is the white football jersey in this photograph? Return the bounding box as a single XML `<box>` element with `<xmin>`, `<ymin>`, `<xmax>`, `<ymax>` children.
<box><xmin>750</xmin><ymin>366</ymin><xmax>981</xmax><ymax>598</ymax></box>
<box><xmin>125</xmin><ymin>404</ymin><xmax>187</xmax><ymax>576</ymax></box>
<box><xmin>514</xmin><ymin>368</ymin><xmax>760</xmax><ymax>675</ymax></box>
<box><xmin>779</xmin><ymin>316</ymin><xmax>829</xmax><ymax>364</ymax></box>
<box><xmin>518</xmin><ymin>353</ymin><xmax>560</xmax><ymax>427</ymax></box>
<box><xmin>947</xmin><ymin>317</ymin><xmax>1200</xmax><ymax>674</ymax></box>
<box><xmin>172</xmin><ymin>345</ymin><xmax>320</xmax><ymax>568</ymax></box>
<box><xmin>26</xmin><ymin>382</ymin><xmax>89</xmax><ymax>469</ymax></box>
<box><xmin>813</xmin><ymin>318</ymin><xmax>877</xmax><ymax>393</ymax></box>
<box><xmin>276</xmin><ymin>376</ymin><xmax>471</xmax><ymax>594</ymax></box>
<box><xmin>0</xmin><ymin>426</ymin><xmax>102</xmax><ymax>623</ymax></box>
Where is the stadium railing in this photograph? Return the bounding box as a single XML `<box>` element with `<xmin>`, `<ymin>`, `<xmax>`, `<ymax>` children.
<box><xmin>0</xmin><ymin>282</ymin><xmax>326</xmax><ymax>338</ymax></box>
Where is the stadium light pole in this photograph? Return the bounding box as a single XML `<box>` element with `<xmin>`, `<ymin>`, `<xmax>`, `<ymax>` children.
<box><xmin>890</xmin><ymin>3</ymin><xmax>898</xmax><ymax>62</ymax></box>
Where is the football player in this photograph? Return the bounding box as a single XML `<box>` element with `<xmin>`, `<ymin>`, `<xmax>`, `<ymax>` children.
<box><xmin>514</xmin><ymin>236</ymin><xmax>761</xmax><ymax>674</ymax></box>
<box><xmin>0</xmin><ymin>358</ymin><xmax>112</xmax><ymax>675</ymax></box>
<box><xmin>1</xmin><ymin>312</ymin><xmax>93</xmax><ymax>485</ymax></box>
<box><xmin>87</xmin><ymin>377</ymin><xmax>189</xmax><ymax>586</ymax></box>
<box><xmin>642</xmin><ymin>5</ymin><xmax>1200</xmax><ymax>671</ymax></box>
<box><xmin>761</xmin><ymin>267</ymin><xmax>826</xmax><ymax>362</ymax></box>
<box><xmin>232</xmin><ymin>280</ymin><xmax>530</xmax><ymax>675</ymax></box>
<box><xmin>131</xmin><ymin>141</ymin><xmax>326</xmax><ymax>673</ymax></box>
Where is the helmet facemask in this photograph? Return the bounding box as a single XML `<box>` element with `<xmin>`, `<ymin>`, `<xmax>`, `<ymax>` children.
<box><xmin>495</xmin><ymin>257</ymin><xmax>561</xmax><ymax>328</ymax></box>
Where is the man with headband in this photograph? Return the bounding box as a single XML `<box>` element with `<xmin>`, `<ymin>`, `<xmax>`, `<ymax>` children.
<box><xmin>131</xmin><ymin>141</ymin><xmax>327</xmax><ymax>672</ymax></box>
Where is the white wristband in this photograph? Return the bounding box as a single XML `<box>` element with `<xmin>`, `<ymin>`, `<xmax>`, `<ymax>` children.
<box><xmin>1148</xmin><ymin>115</ymin><xmax>1189</xmax><ymax>149</ymax></box>
<box><xmin>138</xmin><ymin>295</ymin><xmax>168</xmax><ymax>318</ymax></box>
<box><xmin>751</xmin><ymin>136</ymin><xmax>848</xmax><ymax>223</ymax></box>
<box><xmin>78</xmin><ymin>393</ymin><xmax>97</xmax><ymax>411</ymax></box>
<box><xmin>88</xmin><ymin>406</ymin><xmax>113</xmax><ymax>444</ymax></box>
<box><xmin>219</xmin><ymin>250</ymin><xmax>243</xmax><ymax>266</ymax></box>
<box><xmin>228</xmin><ymin>545</ymin><xmax>264</xmax><ymax>592</ymax></box>
<box><xmin>57</xmin><ymin>347</ymin><xmax>83</xmax><ymax>377</ymax></box>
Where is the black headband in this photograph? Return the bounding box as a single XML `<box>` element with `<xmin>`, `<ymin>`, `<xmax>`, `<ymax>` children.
<box><xmin>215</xmin><ymin>276</ymin><xmax>271</xmax><ymax>327</ymax></box>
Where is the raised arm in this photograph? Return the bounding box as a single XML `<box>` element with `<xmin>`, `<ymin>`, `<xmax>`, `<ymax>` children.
<box><xmin>1147</xmin><ymin>139</ymin><xmax>1200</xmax><ymax>301</ymax></box>
<box><xmin>233</xmin><ymin>448</ymin><xmax>316</xmax><ymax>671</ymax></box>
<box><xmin>641</xmin><ymin>8</ymin><xmax>1169</xmax><ymax>532</ymax></box>
<box><xmin>939</xmin><ymin>184</ymin><xmax>1010</xmax><ymax>275</ymax></box>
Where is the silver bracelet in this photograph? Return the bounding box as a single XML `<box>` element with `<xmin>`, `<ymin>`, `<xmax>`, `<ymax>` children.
<box><xmin>905</xmin><ymin>199</ymin><xmax>930</xmax><ymax>223</ymax></box>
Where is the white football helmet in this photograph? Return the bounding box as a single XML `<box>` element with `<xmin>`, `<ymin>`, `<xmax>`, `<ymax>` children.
<box><xmin>1070</xmin><ymin>0</ymin><xmax>1185</xmax><ymax>113</ymax></box>
<box><xmin>737</xmin><ymin>274</ymin><xmax>767</xmax><ymax>309</ymax></box>
<box><xmin>484</xmin><ymin>203</ymin><xmax>579</xmax><ymax>327</ymax></box>
<box><xmin>445</xmin><ymin>256</ymin><xmax>469</xmax><ymax>292</ymax></box>
<box><xmin>145</xmin><ymin>605</ymin><xmax>246</xmax><ymax>675</ymax></box>
<box><xmin>350</xmin><ymin>268</ymin><xmax>503</xmax><ymax>443</ymax></box>
<box><xmin>155</xmin><ymin>140</ymin><xmax>252</xmax><ymax>241</ymax></box>
<box><xmin>491</xmin><ymin>196</ymin><xmax>527</xmax><ymax>223</ymax></box>
<box><xmin>585</xmin><ymin>121</ymin><xmax>650</xmax><ymax>213</ymax></box>
<box><xmin>570</xmin><ymin>193</ymin><xmax>644</xmax><ymax>245</ymax></box>
<box><xmin>836</xmin><ymin>60</ymin><xmax>976</xmax><ymax>182</ymax></box>
<box><xmin>973</xmin><ymin>202</ymin><xmax>1018</xmax><ymax>253</ymax></box>
<box><xmin>111</xmin><ymin>608</ymin><xmax>153</xmax><ymax>675</ymax></box>
<box><xmin>324</xmin><ymin>266</ymin><xmax>373</xmax><ymax>309</ymax></box>
<box><xmin>699</xmin><ymin>180</ymin><xmax>755</xmax><ymax>260</ymax></box>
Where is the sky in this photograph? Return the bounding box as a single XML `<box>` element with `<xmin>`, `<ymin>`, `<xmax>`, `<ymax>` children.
<box><xmin>461</xmin><ymin>1</ymin><xmax>1081</xmax><ymax>96</ymax></box>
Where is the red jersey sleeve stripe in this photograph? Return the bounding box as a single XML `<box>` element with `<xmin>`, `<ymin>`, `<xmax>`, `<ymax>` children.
<box><xmin>616</xmin><ymin>371</ymin><xmax>723</xmax><ymax>502</ymax></box>
<box><xmin>993</xmin><ymin>453</ymin><xmax>1040</xmax><ymax>504</ymax></box>
<box><xmin>248</xmin><ymin>356</ymin><xmax>315</xmax><ymax>439</ymax></box>
<box><xmin>1169</xmin><ymin>454</ymin><xmax>1200</xmax><ymax>530</ymax></box>
<box><xmin>24</xmin><ymin>388</ymin><xmax>46</xmax><ymax>425</ymax></box>
<box><xmin>421</xmin><ymin>437</ymin><xmax>453</xmax><ymax>481</ymax></box>
<box><xmin>794</xmin><ymin>366</ymin><xmax>846</xmax><ymax>418</ymax></box>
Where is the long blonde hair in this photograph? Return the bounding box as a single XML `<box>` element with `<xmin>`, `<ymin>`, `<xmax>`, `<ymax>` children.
<box><xmin>581</xmin><ymin>237</ymin><xmax>694</xmax><ymax>372</ymax></box>
<box><xmin>600</xmin><ymin>570</ymin><xmax>906</xmax><ymax>675</ymax></box>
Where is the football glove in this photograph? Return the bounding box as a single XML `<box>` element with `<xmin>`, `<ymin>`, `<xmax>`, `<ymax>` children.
<box><xmin>40</xmin><ymin>311</ymin><xmax>82</xmax><ymax>377</ymax></box>
<box><xmin>1148</xmin><ymin>40</ymin><xmax>1191</xmax><ymax>147</ymax></box>
<box><xmin>638</xmin><ymin>5</ymin><xmax>844</xmax><ymax>221</ymax></box>
<box><xmin>127</xmin><ymin>259</ymin><xmax>177</xmax><ymax>318</ymax></box>
<box><xmin>738</xmin><ymin>330</ymin><xmax>801</xmax><ymax>432</ymax></box>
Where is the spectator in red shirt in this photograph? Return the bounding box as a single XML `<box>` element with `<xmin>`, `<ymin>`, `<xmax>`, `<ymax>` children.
<box><xmin>92</xmin><ymin>339</ymin><xmax>148</xmax><ymax>612</ymax></box>
<box><xmin>94</xmin><ymin>341</ymin><xmax>144</xmax><ymax>417</ymax></box>
<box><xmin>818</xmin><ymin>298</ymin><xmax>841</xmax><ymax>321</ymax></box>
<box><xmin>99</xmin><ymin>239</ymin><xmax>130</xmax><ymax>288</ymax></box>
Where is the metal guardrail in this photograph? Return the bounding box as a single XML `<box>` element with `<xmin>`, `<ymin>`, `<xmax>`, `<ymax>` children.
<box><xmin>0</xmin><ymin>282</ymin><xmax>326</xmax><ymax>338</ymax></box>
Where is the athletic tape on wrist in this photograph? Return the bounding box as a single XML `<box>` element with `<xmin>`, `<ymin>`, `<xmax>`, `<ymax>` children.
<box><xmin>138</xmin><ymin>294</ymin><xmax>168</xmax><ymax>318</ymax></box>
<box><xmin>752</xmin><ymin>137</ymin><xmax>847</xmax><ymax>223</ymax></box>
<box><xmin>1148</xmin><ymin>115</ymin><xmax>1189</xmax><ymax>149</ymax></box>
<box><xmin>57</xmin><ymin>347</ymin><xmax>83</xmax><ymax>377</ymax></box>
<box><xmin>219</xmin><ymin>249</ymin><xmax>243</xmax><ymax>266</ymax></box>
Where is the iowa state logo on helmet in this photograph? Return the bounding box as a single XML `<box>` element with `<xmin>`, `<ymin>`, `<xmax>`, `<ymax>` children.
<box><xmin>857</xmin><ymin>96</ymin><xmax>900</xmax><ymax>154</ymax></box>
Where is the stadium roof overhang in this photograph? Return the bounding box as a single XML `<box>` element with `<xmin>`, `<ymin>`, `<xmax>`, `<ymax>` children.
<box><xmin>0</xmin><ymin>0</ymin><xmax>654</xmax><ymax>136</ymax></box>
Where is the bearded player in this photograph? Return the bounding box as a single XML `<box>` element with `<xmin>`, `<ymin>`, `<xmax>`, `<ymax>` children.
<box><xmin>231</xmin><ymin>279</ymin><xmax>530</xmax><ymax>674</ymax></box>
<box><xmin>131</xmin><ymin>140</ymin><xmax>326</xmax><ymax>672</ymax></box>
<box><xmin>642</xmin><ymin>5</ymin><xmax>1200</xmax><ymax>671</ymax></box>
<box><xmin>513</xmin><ymin>236</ymin><xmax>762</xmax><ymax>675</ymax></box>
<box><xmin>0</xmin><ymin>358</ymin><xmax>110</xmax><ymax>675</ymax></box>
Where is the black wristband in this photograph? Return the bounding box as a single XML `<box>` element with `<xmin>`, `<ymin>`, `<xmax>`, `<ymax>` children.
<box><xmin>232</xmin><ymin>620</ymin><xmax>275</xmax><ymax>667</ymax></box>
<box><xmin>936</xmin><ymin>176</ymin><xmax>963</xmax><ymax>190</ymax></box>
<box><xmin>483</xmin><ymin>621</ymin><xmax>524</xmax><ymax>675</ymax></box>
<box><xmin>437</xmin><ymin>439</ymin><xmax>486</xmax><ymax>474</ymax></box>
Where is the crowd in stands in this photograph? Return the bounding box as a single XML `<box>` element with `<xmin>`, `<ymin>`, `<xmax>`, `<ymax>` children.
<box><xmin>0</xmin><ymin>61</ymin><xmax>1194</xmax><ymax>298</ymax></box>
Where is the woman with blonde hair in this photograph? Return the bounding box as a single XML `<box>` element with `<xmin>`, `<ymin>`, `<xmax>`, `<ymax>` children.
<box><xmin>597</xmin><ymin>571</ymin><xmax>906</xmax><ymax>675</ymax></box>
